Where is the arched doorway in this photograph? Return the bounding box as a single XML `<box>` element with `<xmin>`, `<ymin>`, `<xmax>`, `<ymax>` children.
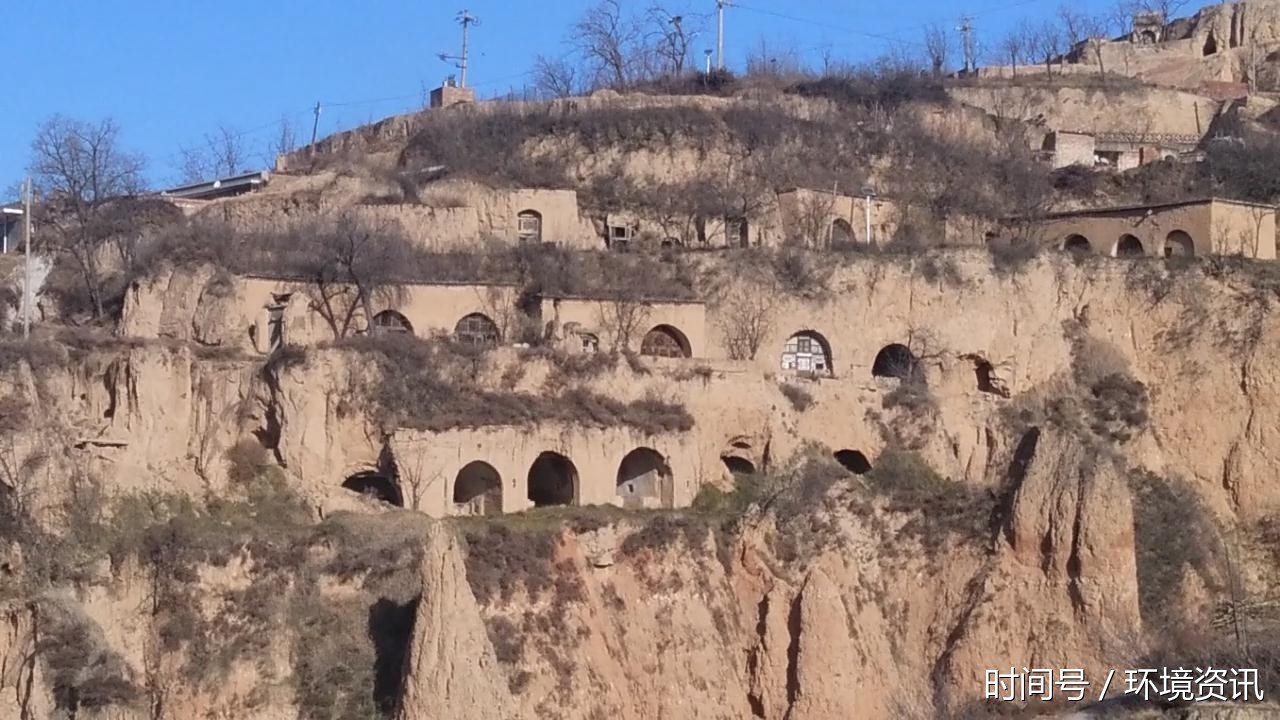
<box><xmin>1164</xmin><ymin>230</ymin><xmax>1194</xmax><ymax>257</ymax></box>
<box><xmin>1114</xmin><ymin>234</ymin><xmax>1144</xmax><ymax>257</ymax></box>
<box><xmin>616</xmin><ymin>448</ymin><xmax>672</xmax><ymax>509</ymax></box>
<box><xmin>1063</xmin><ymin>234</ymin><xmax>1092</xmax><ymax>253</ymax></box>
<box><xmin>372</xmin><ymin>310</ymin><xmax>413</xmax><ymax>335</ymax></box>
<box><xmin>833</xmin><ymin>449</ymin><xmax>872</xmax><ymax>475</ymax></box>
<box><xmin>872</xmin><ymin>343</ymin><xmax>921</xmax><ymax>381</ymax></box>
<box><xmin>721</xmin><ymin>455</ymin><xmax>756</xmax><ymax>475</ymax></box>
<box><xmin>342</xmin><ymin>472</ymin><xmax>403</xmax><ymax>507</ymax></box>
<box><xmin>640</xmin><ymin>325</ymin><xmax>691</xmax><ymax>358</ymax></box>
<box><xmin>455</xmin><ymin>313</ymin><xmax>500</xmax><ymax>346</ymax></box>
<box><xmin>781</xmin><ymin>330</ymin><xmax>833</xmax><ymax>375</ymax></box>
<box><xmin>454</xmin><ymin>461</ymin><xmax>503</xmax><ymax>516</ymax></box>
<box><xmin>831</xmin><ymin>218</ymin><xmax>855</xmax><ymax>246</ymax></box>
<box><xmin>517</xmin><ymin>210</ymin><xmax>543</xmax><ymax>244</ymax></box>
<box><xmin>527</xmin><ymin>452</ymin><xmax>577</xmax><ymax>507</ymax></box>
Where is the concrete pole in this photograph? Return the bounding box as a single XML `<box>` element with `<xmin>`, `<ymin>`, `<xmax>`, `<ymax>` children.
<box><xmin>460</xmin><ymin>10</ymin><xmax>472</xmax><ymax>87</ymax></box>
<box><xmin>864</xmin><ymin>193</ymin><xmax>873</xmax><ymax>246</ymax></box>
<box><xmin>22</xmin><ymin>178</ymin><xmax>32</xmax><ymax>338</ymax></box>
<box><xmin>717</xmin><ymin>1</ymin><xmax>726</xmax><ymax>70</ymax></box>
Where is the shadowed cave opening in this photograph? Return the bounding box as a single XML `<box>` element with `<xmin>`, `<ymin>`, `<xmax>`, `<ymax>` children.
<box><xmin>833</xmin><ymin>449</ymin><xmax>872</xmax><ymax>475</ymax></box>
<box><xmin>342</xmin><ymin>472</ymin><xmax>404</xmax><ymax>507</ymax></box>
<box><xmin>527</xmin><ymin>451</ymin><xmax>578</xmax><ymax>507</ymax></box>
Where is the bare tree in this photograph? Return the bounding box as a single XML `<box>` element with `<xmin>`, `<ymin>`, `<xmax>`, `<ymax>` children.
<box><xmin>1001</xmin><ymin>28</ymin><xmax>1027</xmax><ymax>76</ymax></box>
<box><xmin>262</xmin><ymin>116</ymin><xmax>297</xmax><ymax>168</ymax></box>
<box><xmin>924</xmin><ymin>23</ymin><xmax>951</xmax><ymax>77</ymax></box>
<box><xmin>533</xmin><ymin>54</ymin><xmax>581</xmax><ymax>98</ymax></box>
<box><xmin>645</xmin><ymin>4</ymin><xmax>699</xmax><ymax>76</ymax></box>
<box><xmin>1030</xmin><ymin>20</ymin><xmax>1064</xmax><ymax>75</ymax></box>
<box><xmin>29</xmin><ymin>115</ymin><xmax>146</xmax><ymax>319</ymax></box>
<box><xmin>574</xmin><ymin>0</ymin><xmax>642</xmax><ymax>89</ymax></box>
<box><xmin>1123</xmin><ymin>0</ymin><xmax>1189</xmax><ymax>25</ymax></box>
<box><xmin>1058</xmin><ymin>4</ymin><xmax>1089</xmax><ymax>50</ymax></box>
<box><xmin>274</xmin><ymin>213</ymin><xmax>416</xmax><ymax>340</ymax></box>
<box><xmin>717</xmin><ymin>283</ymin><xmax>778</xmax><ymax>360</ymax></box>
<box><xmin>179</xmin><ymin>124</ymin><xmax>247</xmax><ymax>182</ymax></box>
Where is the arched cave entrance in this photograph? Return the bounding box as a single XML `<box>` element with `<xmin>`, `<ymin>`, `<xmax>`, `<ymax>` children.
<box><xmin>616</xmin><ymin>447</ymin><xmax>672</xmax><ymax>509</ymax></box>
<box><xmin>1063</xmin><ymin>234</ymin><xmax>1092</xmax><ymax>253</ymax></box>
<box><xmin>833</xmin><ymin>449</ymin><xmax>872</xmax><ymax>475</ymax></box>
<box><xmin>781</xmin><ymin>330</ymin><xmax>833</xmax><ymax>375</ymax></box>
<box><xmin>1114</xmin><ymin>234</ymin><xmax>1145</xmax><ymax>257</ymax></box>
<box><xmin>872</xmin><ymin>343</ymin><xmax>922</xmax><ymax>382</ymax></box>
<box><xmin>640</xmin><ymin>325</ymin><xmax>692</xmax><ymax>358</ymax></box>
<box><xmin>1164</xmin><ymin>230</ymin><xmax>1194</xmax><ymax>257</ymax></box>
<box><xmin>455</xmin><ymin>313</ymin><xmax>500</xmax><ymax>346</ymax></box>
<box><xmin>454</xmin><ymin>461</ymin><xmax>503</xmax><ymax>516</ymax></box>
<box><xmin>342</xmin><ymin>471</ymin><xmax>404</xmax><ymax>507</ymax></box>
<box><xmin>527</xmin><ymin>451</ymin><xmax>578</xmax><ymax>507</ymax></box>
<box><xmin>831</xmin><ymin>218</ymin><xmax>855</xmax><ymax>246</ymax></box>
<box><xmin>721</xmin><ymin>455</ymin><xmax>756</xmax><ymax>475</ymax></box>
<box><xmin>372</xmin><ymin>310</ymin><xmax>413</xmax><ymax>335</ymax></box>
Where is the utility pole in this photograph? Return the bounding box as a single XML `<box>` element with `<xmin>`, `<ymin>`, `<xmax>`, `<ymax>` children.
<box><xmin>22</xmin><ymin>178</ymin><xmax>32</xmax><ymax>339</ymax></box>
<box><xmin>310</xmin><ymin>102</ymin><xmax>322</xmax><ymax>148</ymax></box>
<box><xmin>716</xmin><ymin>0</ymin><xmax>729</xmax><ymax>70</ymax></box>
<box><xmin>958</xmin><ymin>15</ymin><xmax>975</xmax><ymax>74</ymax></box>
<box><xmin>439</xmin><ymin>10</ymin><xmax>480</xmax><ymax>87</ymax></box>
<box><xmin>457</xmin><ymin>9</ymin><xmax>477</xmax><ymax>87</ymax></box>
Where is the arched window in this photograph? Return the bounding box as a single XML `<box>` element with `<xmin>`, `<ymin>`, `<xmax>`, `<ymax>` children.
<box><xmin>616</xmin><ymin>448</ymin><xmax>672</xmax><ymax>509</ymax></box>
<box><xmin>1114</xmin><ymin>234</ymin><xmax>1144</xmax><ymax>257</ymax></box>
<box><xmin>342</xmin><ymin>471</ymin><xmax>403</xmax><ymax>507</ymax></box>
<box><xmin>1164</xmin><ymin>230</ymin><xmax>1194</xmax><ymax>257</ymax></box>
<box><xmin>781</xmin><ymin>331</ymin><xmax>833</xmax><ymax>375</ymax></box>
<box><xmin>454</xmin><ymin>461</ymin><xmax>503</xmax><ymax>516</ymax></box>
<box><xmin>527</xmin><ymin>452</ymin><xmax>578</xmax><ymax>507</ymax></box>
<box><xmin>1063</xmin><ymin>234</ymin><xmax>1092</xmax><ymax>253</ymax></box>
<box><xmin>831</xmin><ymin>218</ymin><xmax>855</xmax><ymax>246</ymax></box>
<box><xmin>372</xmin><ymin>310</ymin><xmax>413</xmax><ymax>335</ymax></box>
<box><xmin>721</xmin><ymin>455</ymin><xmax>756</xmax><ymax>475</ymax></box>
<box><xmin>517</xmin><ymin>210</ymin><xmax>542</xmax><ymax>244</ymax></box>
<box><xmin>455</xmin><ymin>313</ymin><xmax>500</xmax><ymax>346</ymax></box>
<box><xmin>833</xmin><ymin>449</ymin><xmax>872</xmax><ymax>474</ymax></box>
<box><xmin>640</xmin><ymin>325</ymin><xmax>691</xmax><ymax>358</ymax></box>
<box><xmin>872</xmin><ymin>343</ymin><xmax>921</xmax><ymax>381</ymax></box>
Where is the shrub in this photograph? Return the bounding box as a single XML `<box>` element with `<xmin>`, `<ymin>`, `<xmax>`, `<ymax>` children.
<box><xmin>988</xmin><ymin>239</ymin><xmax>1041</xmax><ymax>275</ymax></box>
<box><xmin>862</xmin><ymin>449</ymin><xmax>992</xmax><ymax>549</ymax></box>
<box><xmin>38</xmin><ymin>596</ymin><xmax>140</xmax><ymax>713</ymax></box>
<box><xmin>1128</xmin><ymin>469</ymin><xmax>1223</xmax><ymax>629</ymax></box>
<box><xmin>780</xmin><ymin>383</ymin><xmax>814</xmax><ymax>412</ymax></box>
<box><xmin>225</xmin><ymin>438</ymin><xmax>272</xmax><ymax>486</ymax></box>
<box><xmin>339</xmin><ymin>335</ymin><xmax>693</xmax><ymax>434</ymax></box>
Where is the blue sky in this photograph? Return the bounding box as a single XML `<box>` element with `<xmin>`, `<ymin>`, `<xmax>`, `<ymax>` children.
<box><xmin>4</xmin><ymin>0</ymin><xmax>1127</xmax><ymax>193</ymax></box>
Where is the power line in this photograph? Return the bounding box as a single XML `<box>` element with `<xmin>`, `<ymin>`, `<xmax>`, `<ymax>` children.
<box><xmin>731</xmin><ymin>3</ymin><xmax>926</xmax><ymax>49</ymax></box>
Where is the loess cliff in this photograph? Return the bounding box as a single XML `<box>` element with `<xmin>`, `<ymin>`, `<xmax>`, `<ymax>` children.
<box><xmin>5</xmin><ymin>250</ymin><xmax>1280</xmax><ymax>718</ymax></box>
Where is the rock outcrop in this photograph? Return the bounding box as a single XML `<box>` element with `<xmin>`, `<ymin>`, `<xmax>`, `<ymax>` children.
<box><xmin>396</xmin><ymin>523</ymin><xmax>518</xmax><ymax>720</ymax></box>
